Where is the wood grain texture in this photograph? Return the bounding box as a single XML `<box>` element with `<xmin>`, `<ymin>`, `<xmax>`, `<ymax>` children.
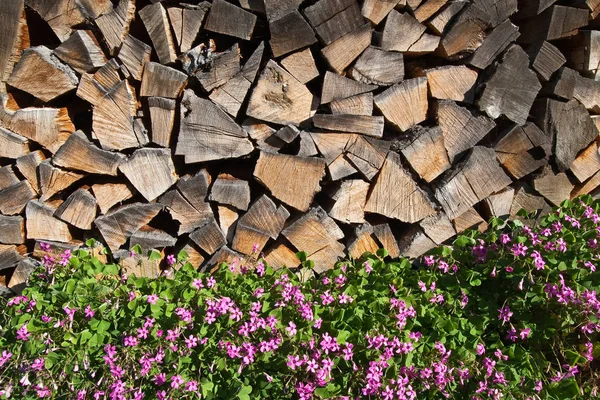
<box><xmin>533</xmin><ymin>167</ymin><xmax>574</xmax><ymax>206</ymax></box>
<box><xmin>138</xmin><ymin>3</ymin><xmax>177</xmax><ymax>64</ymax></box>
<box><xmin>304</xmin><ymin>0</ymin><xmax>363</xmax><ymax>46</ymax></box>
<box><xmin>570</xmin><ymin>141</ymin><xmax>600</xmax><ymax>183</ymax></box>
<box><xmin>189</xmin><ymin>218</ymin><xmax>227</xmax><ymax>255</ymax></box>
<box><xmin>217</xmin><ymin>205</ymin><xmax>239</xmax><ymax>243</ymax></box>
<box><xmin>8</xmin><ymin>258</ymin><xmax>35</xmax><ymax>294</ymax></box>
<box><xmin>0</xmin><ymin>0</ymin><xmax>28</xmax><ymax>91</ymax></box>
<box><xmin>346</xmin><ymin>135</ymin><xmax>388</xmax><ymax>180</ymax></box>
<box><xmin>118</xmin><ymin>34</ymin><xmax>152</xmax><ymax>81</ymax></box>
<box><xmin>495</xmin><ymin>123</ymin><xmax>548</xmax><ymax>179</ymax></box>
<box><xmin>269</xmin><ymin>10</ymin><xmax>317</xmax><ymax>57</ymax></box>
<box><xmin>148</xmin><ymin>97</ymin><xmax>176</xmax><ymax>147</ymax></box>
<box><xmin>264</xmin><ymin>243</ymin><xmax>300</xmax><ymax>269</ymax></box>
<box><xmin>15</xmin><ymin>151</ymin><xmax>44</xmax><ymax>193</ymax></box>
<box><xmin>428</xmin><ymin>0</ymin><xmax>467</xmax><ymax>35</ymax></box>
<box><xmin>209</xmin><ymin>175</ymin><xmax>251</xmax><ymax>211</ymax></box>
<box><xmin>313</xmin><ymin>114</ymin><xmax>384</xmax><ymax>138</ymax></box>
<box><xmin>0</xmin><ymin>215</ymin><xmax>24</xmax><ymax>245</ymax></box>
<box><xmin>92</xmin><ymin>183</ymin><xmax>133</xmax><ymax>214</ymax></box>
<box><xmin>382</xmin><ymin>10</ymin><xmax>426</xmax><ymax>52</ymax></box>
<box><xmin>420</xmin><ymin>212</ymin><xmax>456</xmax><ymax>245</ymax></box>
<box><xmin>194</xmin><ymin>44</ymin><xmax>240</xmax><ymax>92</ymax></box>
<box><xmin>0</xmin><ymin>128</ymin><xmax>29</xmax><ymax>159</ymax></box>
<box><xmin>468</xmin><ymin>20</ymin><xmax>520</xmax><ymax>70</ymax></box>
<box><xmin>414</xmin><ymin>0</ymin><xmax>449</xmax><ymax>22</ymax></box>
<box><xmin>347</xmin><ymin>223</ymin><xmax>379</xmax><ymax>259</ymax></box>
<box><xmin>350</xmin><ymin>46</ymin><xmax>404</xmax><ymax>86</ymax></box>
<box><xmin>281</xmin><ymin>48</ymin><xmax>320</xmax><ymax>84</ymax></box>
<box><xmin>26</xmin><ymin>200</ymin><xmax>72</xmax><ymax>243</ymax></box>
<box><xmin>453</xmin><ymin>207</ymin><xmax>487</xmax><ymax>233</ymax></box>
<box><xmin>159</xmin><ymin>188</ymin><xmax>212</xmax><ymax>235</ymax></box>
<box><xmin>94</xmin><ymin>203</ymin><xmax>162</xmax><ymax>251</ymax></box>
<box><xmin>321</xmin><ymin>71</ymin><xmax>377</xmax><ymax>104</ymax></box>
<box><xmin>53</xmin><ymin>30</ymin><xmax>107</xmax><ymax>74</ymax></box>
<box><xmin>0</xmin><ymin>166</ymin><xmax>19</xmax><ymax>190</ymax></box>
<box><xmin>54</xmin><ymin>188</ymin><xmax>97</xmax><ymax>230</ymax></box>
<box><xmin>527</xmin><ymin>41</ymin><xmax>566</xmax><ymax>82</ymax></box>
<box><xmin>519</xmin><ymin>5</ymin><xmax>588</xmax><ymax>43</ymax></box>
<box><xmin>482</xmin><ymin>187</ymin><xmax>514</xmax><ymax>218</ymax></box>
<box><xmin>204</xmin><ymin>0</ymin><xmax>257</xmax><ymax>40</ymax></box>
<box><xmin>130</xmin><ymin>226</ymin><xmax>176</xmax><ymax>253</ymax></box>
<box><xmin>328</xmin><ymin>179</ymin><xmax>369</xmax><ymax>223</ymax></box>
<box><xmin>399</xmin><ymin>125</ymin><xmax>451</xmax><ymax>182</ymax></box>
<box><xmin>439</xmin><ymin>3</ymin><xmax>490</xmax><ymax>59</ymax></box>
<box><xmin>425</xmin><ymin>65</ymin><xmax>477</xmax><ymax>103</ymax></box>
<box><xmin>321</xmin><ymin>23</ymin><xmax>371</xmax><ymax>73</ymax></box>
<box><xmin>38</xmin><ymin>161</ymin><xmax>85</xmax><ymax>202</ymax></box>
<box><xmin>140</xmin><ymin>62</ymin><xmax>188</xmax><ymax>98</ymax></box>
<box><xmin>362</xmin><ymin>0</ymin><xmax>402</xmax><ymax>24</ymax></box>
<box><xmin>0</xmin><ymin>244</ymin><xmax>24</xmax><ymax>272</ymax></box>
<box><xmin>95</xmin><ymin>0</ymin><xmax>135</xmax><ymax>55</ymax></box>
<box><xmin>372</xmin><ymin>223</ymin><xmax>400</xmax><ymax>258</ymax></box>
<box><xmin>374</xmin><ymin>77</ymin><xmax>428</xmax><ymax>131</ymax></box>
<box><xmin>167</xmin><ymin>3</ymin><xmax>210</xmax><ymax>53</ymax></box>
<box><xmin>119</xmin><ymin>148</ymin><xmax>177</xmax><ymax>202</ymax></box>
<box><xmin>330</xmin><ymin>93</ymin><xmax>373</xmax><ymax>116</ymax></box>
<box><xmin>53</xmin><ymin>130</ymin><xmax>125</xmax><ymax>176</ymax></box>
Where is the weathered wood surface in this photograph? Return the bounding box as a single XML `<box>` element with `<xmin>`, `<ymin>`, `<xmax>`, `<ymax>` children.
<box><xmin>119</xmin><ymin>148</ymin><xmax>177</xmax><ymax>202</ymax></box>
<box><xmin>53</xmin><ymin>131</ymin><xmax>124</xmax><ymax>176</ymax></box>
<box><xmin>374</xmin><ymin>77</ymin><xmax>428</xmax><ymax>131</ymax></box>
<box><xmin>95</xmin><ymin>203</ymin><xmax>162</xmax><ymax>251</ymax></box>
<box><xmin>139</xmin><ymin>3</ymin><xmax>177</xmax><ymax>65</ymax></box>
<box><xmin>398</xmin><ymin>125</ymin><xmax>451</xmax><ymax>182</ymax></box>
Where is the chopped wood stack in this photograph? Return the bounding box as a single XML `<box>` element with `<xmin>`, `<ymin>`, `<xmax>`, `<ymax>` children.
<box><xmin>1</xmin><ymin>0</ymin><xmax>600</xmax><ymax>293</ymax></box>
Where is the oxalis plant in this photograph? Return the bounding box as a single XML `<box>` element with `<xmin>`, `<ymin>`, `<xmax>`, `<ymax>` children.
<box><xmin>1</xmin><ymin>196</ymin><xmax>600</xmax><ymax>399</ymax></box>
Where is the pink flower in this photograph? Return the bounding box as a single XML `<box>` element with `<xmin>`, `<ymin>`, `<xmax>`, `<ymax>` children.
<box><xmin>206</xmin><ymin>276</ymin><xmax>216</xmax><ymax>288</ymax></box>
<box><xmin>0</xmin><ymin>350</ymin><xmax>12</xmax><ymax>367</ymax></box>
<box><xmin>31</xmin><ymin>358</ymin><xmax>44</xmax><ymax>371</ymax></box>
<box><xmin>147</xmin><ymin>294</ymin><xmax>159</xmax><ymax>305</ymax></box>
<box><xmin>192</xmin><ymin>278</ymin><xmax>204</xmax><ymax>290</ymax></box>
<box><xmin>124</xmin><ymin>336</ymin><xmax>138</xmax><ymax>347</ymax></box>
<box><xmin>286</xmin><ymin>321</ymin><xmax>297</xmax><ymax>336</ymax></box>
<box><xmin>534</xmin><ymin>380</ymin><xmax>543</xmax><ymax>393</ymax></box>
<box><xmin>84</xmin><ymin>305</ymin><xmax>95</xmax><ymax>320</ymax></box>
<box><xmin>313</xmin><ymin>318</ymin><xmax>322</xmax><ymax>329</ymax></box>
<box><xmin>498</xmin><ymin>306</ymin><xmax>513</xmax><ymax>323</ymax></box>
<box><xmin>519</xmin><ymin>327</ymin><xmax>531</xmax><ymax>340</ymax></box>
<box><xmin>166</xmin><ymin>254</ymin><xmax>176</xmax><ymax>265</ymax></box>
<box><xmin>154</xmin><ymin>373</ymin><xmax>166</xmax><ymax>386</ymax></box>
<box><xmin>364</xmin><ymin>261</ymin><xmax>372</xmax><ymax>274</ymax></box>
<box><xmin>476</xmin><ymin>343</ymin><xmax>485</xmax><ymax>355</ymax></box>
<box><xmin>16</xmin><ymin>325</ymin><xmax>30</xmax><ymax>341</ymax></box>
<box><xmin>171</xmin><ymin>374</ymin><xmax>184</xmax><ymax>389</ymax></box>
<box><xmin>185</xmin><ymin>380</ymin><xmax>198</xmax><ymax>392</ymax></box>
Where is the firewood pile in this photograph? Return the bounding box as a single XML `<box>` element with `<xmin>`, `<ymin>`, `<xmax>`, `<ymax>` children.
<box><xmin>1</xmin><ymin>0</ymin><xmax>600</xmax><ymax>292</ymax></box>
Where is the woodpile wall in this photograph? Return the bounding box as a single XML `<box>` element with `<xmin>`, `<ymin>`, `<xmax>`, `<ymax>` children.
<box><xmin>1</xmin><ymin>0</ymin><xmax>600</xmax><ymax>292</ymax></box>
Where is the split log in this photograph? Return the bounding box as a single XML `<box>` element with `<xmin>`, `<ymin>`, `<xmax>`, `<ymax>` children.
<box><xmin>527</xmin><ymin>41</ymin><xmax>566</xmax><ymax>82</ymax></box>
<box><xmin>139</xmin><ymin>3</ymin><xmax>177</xmax><ymax>64</ymax></box>
<box><xmin>328</xmin><ymin>179</ymin><xmax>369</xmax><ymax>223</ymax></box>
<box><xmin>209</xmin><ymin>174</ymin><xmax>251</xmax><ymax>211</ymax></box>
<box><xmin>254</xmin><ymin>152</ymin><xmax>326</xmax><ymax>211</ymax></box>
<box><xmin>231</xmin><ymin>195</ymin><xmax>289</xmax><ymax>255</ymax></box>
<box><xmin>0</xmin><ymin>245</ymin><xmax>24</xmax><ymax>272</ymax></box>
<box><xmin>495</xmin><ymin>122</ymin><xmax>549</xmax><ymax>177</ymax></box>
<box><xmin>0</xmin><ymin>0</ymin><xmax>29</xmax><ymax>92</ymax></box>
<box><xmin>0</xmin><ymin>181</ymin><xmax>34</xmax><ymax>215</ymax></box>
<box><xmin>372</xmin><ymin>223</ymin><xmax>401</xmax><ymax>258</ymax></box>
<box><xmin>533</xmin><ymin>167</ymin><xmax>574</xmax><ymax>206</ymax></box>
<box><xmin>439</xmin><ymin>3</ymin><xmax>490</xmax><ymax>59</ymax></box>
<box><xmin>24</xmin><ymin>0</ymin><xmax>85</xmax><ymax>41</ymax></box>
<box><xmin>473</xmin><ymin>0</ymin><xmax>517</xmax><ymax>27</ymax></box>
<box><xmin>570</xmin><ymin>141</ymin><xmax>600</xmax><ymax>183</ymax></box>
<box><xmin>468</xmin><ymin>20</ymin><xmax>520</xmax><ymax>70</ymax></box>
<box><xmin>435</xmin><ymin>146</ymin><xmax>512</xmax><ymax>219</ymax></box>
<box><xmin>269</xmin><ymin>11</ymin><xmax>317</xmax><ymax>57</ymax></box>
<box><xmin>0</xmin><ymin>166</ymin><xmax>19</xmax><ymax>190</ymax></box>
<box><xmin>117</xmin><ymin>250</ymin><xmax>162</xmax><ymax>278</ymax></box>
<box><xmin>204</xmin><ymin>246</ymin><xmax>244</xmax><ymax>272</ymax></box>
<box><xmin>313</xmin><ymin>114</ymin><xmax>384</xmax><ymax>138</ymax></box>
<box><xmin>361</xmin><ymin>0</ymin><xmax>403</xmax><ymax>25</ymax></box>
<box><xmin>194</xmin><ymin>44</ymin><xmax>240</xmax><ymax>92</ymax></box>
<box><xmin>350</xmin><ymin>46</ymin><xmax>404</xmax><ymax>86</ymax></box>
<box><xmin>544</xmin><ymin>67</ymin><xmax>577</xmax><ymax>100</ymax></box>
<box><xmin>140</xmin><ymin>62</ymin><xmax>188</xmax><ymax>99</ymax></box>
<box><xmin>310</xmin><ymin>132</ymin><xmax>355</xmax><ymax>164</ymax></box>
<box><xmin>167</xmin><ymin>3</ymin><xmax>210</xmax><ymax>54</ymax></box>
<box><xmin>453</xmin><ymin>208</ymin><xmax>487</xmax><ymax>233</ymax></box>
<box><xmin>347</xmin><ymin>223</ymin><xmax>380</xmax><ymax>259</ymax></box>
<box><xmin>263</xmin><ymin>0</ymin><xmax>301</xmax><ymax>21</ymax></box>
<box><xmin>374</xmin><ymin>77</ymin><xmax>428</xmax><ymax>131</ymax></box>
<box><xmin>533</xmin><ymin>98</ymin><xmax>597</xmax><ymax>171</ymax></box>
<box><xmin>148</xmin><ymin>97</ymin><xmax>176</xmax><ymax>147</ymax></box>
<box><xmin>264</xmin><ymin>243</ymin><xmax>300</xmax><ymax>269</ymax></box>
<box><xmin>419</xmin><ymin>212</ymin><xmax>456</xmax><ymax>244</ymax></box>
<box><xmin>7</xmin><ymin>46</ymin><xmax>78</xmax><ymax>102</ymax></box>
<box><xmin>297</xmin><ymin>131</ymin><xmax>319</xmax><ymax>157</ymax></box>
<box><xmin>321</xmin><ymin>71</ymin><xmax>377</xmax><ymax>104</ymax></box>
<box><xmin>0</xmin><ymin>215</ymin><xmax>24</xmax><ymax>244</ymax></box>
<box><xmin>246</xmin><ymin>60</ymin><xmax>313</xmax><ymax>125</ymax></box>
<box><xmin>92</xmin><ymin>183</ymin><xmax>133</xmax><ymax>214</ymax></box>
<box><xmin>8</xmin><ymin>258</ymin><xmax>35</xmax><ymax>294</ymax></box>
<box><xmin>26</xmin><ymin>200</ymin><xmax>72</xmax><ymax>242</ymax></box>
<box><xmin>365</xmin><ymin>151</ymin><xmax>436</xmax><ymax>223</ymax></box>
<box><xmin>478</xmin><ymin>45</ymin><xmax>542</xmax><ymax>126</ymax></box>
<box><xmin>177</xmin><ymin>90</ymin><xmax>254</xmax><ymax>163</ymax></box>
<box><xmin>572</xmin><ymin>170</ymin><xmax>600</xmax><ymax>198</ymax></box>
<box><xmin>15</xmin><ymin>151</ymin><xmax>45</xmax><ymax>193</ymax></box>
<box><xmin>573</xmin><ymin>74</ymin><xmax>600</xmax><ymax>113</ymax></box>
<box><xmin>345</xmin><ymin>135</ymin><xmax>389</xmax><ymax>180</ymax></box>
<box><xmin>54</xmin><ymin>188</ymin><xmax>97</xmax><ymax>230</ymax></box>
<box><xmin>217</xmin><ymin>205</ymin><xmax>239</xmax><ymax>242</ymax></box>
<box><xmin>281</xmin><ymin>49</ymin><xmax>320</xmax><ymax>85</ymax></box>
<box><xmin>415</xmin><ymin>0</ymin><xmax>449</xmax><ymax>22</ymax></box>
<box><xmin>130</xmin><ymin>226</ymin><xmax>176</xmax><ymax>253</ymax></box>
<box><xmin>243</xmin><ymin>119</ymin><xmax>286</xmax><ymax>153</ymax></box>
<box><xmin>38</xmin><ymin>161</ymin><xmax>85</xmax><ymax>201</ymax></box>
<box><xmin>425</xmin><ymin>65</ymin><xmax>477</xmax><ymax>103</ymax></box>
<box><xmin>204</xmin><ymin>0</ymin><xmax>257</xmax><ymax>40</ymax></box>
<box><xmin>382</xmin><ymin>11</ymin><xmax>426</xmax><ymax>52</ymax></box>
<box><xmin>397</xmin><ymin>226</ymin><xmax>437</xmax><ymax>258</ymax></box>
<box><xmin>436</xmin><ymin>100</ymin><xmax>495</xmax><ymax>163</ymax></box>
<box><xmin>304</xmin><ymin>0</ymin><xmax>363</xmax><ymax>46</ymax></box>
<box><xmin>119</xmin><ymin>148</ymin><xmax>177</xmax><ymax>202</ymax></box>
<box><xmin>177</xmin><ymin>170</ymin><xmax>212</xmax><ymax>212</ymax></box>
<box><xmin>567</xmin><ymin>31</ymin><xmax>600</xmax><ymax>78</ymax></box>
<box><xmin>428</xmin><ymin>0</ymin><xmax>468</xmax><ymax>35</ymax></box>
<box><xmin>95</xmin><ymin>0</ymin><xmax>136</xmax><ymax>55</ymax></box>
<box><xmin>159</xmin><ymin>188</ymin><xmax>212</xmax><ymax>235</ymax></box>
<box><xmin>189</xmin><ymin>218</ymin><xmax>227</xmax><ymax>255</ymax></box>
<box><xmin>178</xmin><ymin>242</ymin><xmax>205</xmax><ymax>268</ymax></box>
<box><xmin>53</xmin><ymin>130</ymin><xmax>125</xmax><ymax>175</ymax></box>
<box><xmin>118</xmin><ymin>35</ymin><xmax>152</xmax><ymax>81</ymax></box>
<box><xmin>398</xmin><ymin>125</ymin><xmax>451</xmax><ymax>182</ymax></box>
<box><xmin>275</xmin><ymin>125</ymin><xmax>300</xmax><ymax>143</ymax></box>
<box><xmin>405</xmin><ymin>33</ymin><xmax>440</xmax><ymax>56</ymax></box>
<box><xmin>515</xmin><ymin>0</ymin><xmax>558</xmax><ymax>19</ymax></box>
<box><xmin>510</xmin><ymin>184</ymin><xmax>552</xmax><ymax>221</ymax></box>
<box><xmin>94</xmin><ymin>203</ymin><xmax>162</xmax><ymax>251</ymax></box>
<box><xmin>209</xmin><ymin>42</ymin><xmax>264</xmax><ymax>117</ymax></box>
<box><xmin>519</xmin><ymin>5</ymin><xmax>589</xmax><ymax>43</ymax></box>
<box><xmin>330</xmin><ymin>93</ymin><xmax>374</xmax><ymax>116</ymax></box>
<box><xmin>321</xmin><ymin>23</ymin><xmax>371</xmax><ymax>73</ymax></box>
<box><xmin>0</xmin><ymin>128</ymin><xmax>29</xmax><ymax>159</ymax></box>
<box><xmin>482</xmin><ymin>187</ymin><xmax>515</xmax><ymax>218</ymax></box>
<box><xmin>53</xmin><ymin>30</ymin><xmax>107</xmax><ymax>74</ymax></box>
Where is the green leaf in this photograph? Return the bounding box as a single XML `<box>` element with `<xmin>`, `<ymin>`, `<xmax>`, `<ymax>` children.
<box><xmin>295</xmin><ymin>251</ymin><xmax>307</xmax><ymax>262</ymax></box>
<box><xmin>376</xmin><ymin>248</ymin><xmax>389</xmax><ymax>258</ymax></box>
<box><xmin>148</xmin><ymin>249</ymin><xmax>162</xmax><ymax>261</ymax></box>
<box><xmin>201</xmin><ymin>379</ymin><xmax>214</xmax><ymax>397</ymax></box>
<box><xmin>130</xmin><ymin>244</ymin><xmax>142</xmax><ymax>255</ymax></box>
<box><xmin>237</xmin><ymin>385</ymin><xmax>252</xmax><ymax>400</ymax></box>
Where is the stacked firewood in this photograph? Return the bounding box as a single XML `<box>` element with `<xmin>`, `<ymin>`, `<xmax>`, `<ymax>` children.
<box><xmin>1</xmin><ymin>0</ymin><xmax>600</xmax><ymax>293</ymax></box>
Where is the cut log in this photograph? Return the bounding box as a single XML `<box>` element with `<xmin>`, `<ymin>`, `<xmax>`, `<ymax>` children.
<box><xmin>217</xmin><ymin>205</ymin><xmax>238</xmax><ymax>242</ymax></box>
<box><xmin>53</xmin><ymin>30</ymin><xmax>107</xmax><ymax>74</ymax></box>
<box><xmin>415</xmin><ymin>0</ymin><xmax>449</xmax><ymax>22</ymax></box>
<box><xmin>568</xmin><ymin>31</ymin><xmax>600</xmax><ymax>79</ymax></box>
<box><xmin>527</xmin><ymin>41</ymin><xmax>566</xmax><ymax>82</ymax></box>
<box><xmin>382</xmin><ymin>11</ymin><xmax>426</xmax><ymax>52</ymax></box>
<box><xmin>428</xmin><ymin>0</ymin><xmax>468</xmax><ymax>35</ymax></box>
<box><xmin>0</xmin><ymin>245</ymin><xmax>24</xmax><ymax>272</ymax></box>
<box><xmin>231</xmin><ymin>195</ymin><xmax>289</xmax><ymax>255</ymax></box>
<box><xmin>204</xmin><ymin>0</ymin><xmax>257</xmax><ymax>40</ymax></box>
<box><xmin>24</xmin><ymin>0</ymin><xmax>85</xmax><ymax>41</ymax></box>
<box><xmin>280</xmin><ymin>48</ymin><xmax>320</xmax><ymax>85</ymax></box>
<box><xmin>570</xmin><ymin>141</ymin><xmax>600</xmax><ymax>183</ymax></box>
<box><xmin>209</xmin><ymin>42</ymin><xmax>264</xmax><ymax>117</ymax></box>
<box><xmin>92</xmin><ymin>183</ymin><xmax>133</xmax><ymax>214</ymax></box>
<box><xmin>8</xmin><ymin>258</ymin><xmax>35</xmax><ymax>294</ymax></box>
<box><xmin>544</xmin><ymin>67</ymin><xmax>577</xmax><ymax>100</ymax></box>
<box><xmin>361</xmin><ymin>0</ymin><xmax>402</xmax><ymax>25</ymax></box>
<box><xmin>374</xmin><ymin>77</ymin><xmax>428</xmax><ymax>131</ymax></box>
<box><xmin>313</xmin><ymin>114</ymin><xmax>384</xmax><ymax>138</ymax></box>
<box><xmin>194</xmin><ymin>44</ymin><xmax>241</xmax><ymax>92</ymax></box>
<box><xmin>372</xmin><ymin>223</ymin><xmax>400</xmax><ymax>258</ymax></box>
<box><xmin>468</xmin><ymin>20</ymin><xmax>520</xmax><ymax>70</ymax></box>
<box><xmin>119</xmin><ymin>148</ymin><xmax>177</xmax><ymax>202</ymax></box>
<box><xmin>0</xmin><ymin>180</ymin><xmax>35</xmax><ymax>215</ymax></box>
<box><xmin>243</xmin><ymin>118</ymin><xmax>286</xmax><ymax>153</ymax></box>
<box><xmin>328</xmin><ymin>154</ymin><xmax>359</xmax><ymax>181</ymax></box>
<box><xmin>140</xmin><ymin>62</ymin><xmax>188</xmax><ymax>99</ymax></box>
<box><xmin>398</xmin><ymin>125</ymin><xmax>451</xmax><ymax>182</ymax></box>
<box><xmin>494</xmin><ymin>123</ymin><xmax>548</xmax><ymax>179</ymax></box>
<box><xmin>189</xmin><ymin>218</ymin><xmax>227</xmax><ymax>255</ymax></box>
<box><xmin>473</xmin><ymin>0</ymin><xmax>517</xmax><ymax>27</ymax></box>
<box><xmin>130</xmin><ymin>226</ymin><xmax>176</xmax><ymax>253</ymax></box>
<box><xmin>94</xmin><ymin>202</ymin><xmax>162</xmax><ymax>251</ymax></box>
<box><xmin>533</xmin><ymin>167</ymin><xmax>574</xmax><ymax>206</ymax></box>
<box><xmin>573</xmin><ymin>74</ymin><xmax>600</xmax><ymax>113</ymax></box>
<box><xmin>310</xmin><ymin>132</ymin><xmax>355</xmax><ymax>164</ymax></box>
<box><xmin>26</xmin><ymin>200</ymin><xmax>72</xmax><ymax>242</ymax></box>
<box><xmin>52</xmin><ymin>130</ymin><xmax>125</xmax><ymax>175</ymax></box>
<box><xmin>404</xmin><ymin>33</ymin><xmax>440</xmax><ymax>55</ymax></box>
<box><xmin>328</xmin><ymin>179</ymin><xmax>369</xmax><ymax>223</ymax></box>
<box><xmin>254</xmin><ymin>152</ymin><xmax>326</xmax><ymax>211</ymax></box>
<box><xmin>519</xmin><ymin>5</ymin><xmax>589</xmax><ymax>43</ymax></box>
<box><xmin>264</xmin><ymin>243</ymin><xmax>300</xmax><ymax>269</ymax></box>
<box><xmin>439</xmin><ymin>3</ymin><xmax>490</xmax><ymax>59</ymax></box>
<box><xmin>167</xmin><ymin>3</ymin><xmax>210</xmax><ymax>54</ymax></box>
<box><xmin>482</xmin><ymin>187</ymin><xmax>514</xmax><ymax>218</ymax></box>
<box><xmin>478</xmin><ymin>45</ymin><xmax>542</xmax><ymax>126</ymax></box>
<box><xmin>425</xmin><ymin>65</ymin><xmax>477</xmax><ymax>103</ymax></box>
<box><xmin>148</xmin><ymin>97</ymin><xmax>176</xmax><ymax>147</ymax></box>
<box><xmin>0</xmin><ymin>215</ymin><xmax>24</xmax><ymax>244</ymax></box>
<box><xmin>347</xmin><ymin>223</ymin><xmax>380</xmax><ymax>259</ymax></box>
<box><xmin>177</xmin><ymin>90</ymin><xmax>254</xmax><ymax>163</ymax></box>
<box><xmin>0</xmin><ymin>128</ymin><xmax>29</xmax><ymax>159</ymax></box>
<box><xmin>208</xmin><ymin>174</ymin><xmax>251</xmax><ymax>211</ymax></box>
<box><xmin>281</xmin><ymin>207</ymin><xmax>345</xmax><ymax>272</ymax></box>
<box><xmin>453</xmin><ymin>208</ymin><xmax>487</xmax><ymax>233</ymax></box>
<box><xmin>54</xmin><ymin>188</ymin><xmax>97</xmax><ymax>230</ymax></box>
<box><xmin>437</xmin><ymin>100</ymin><xmax>496</xmax><ymax>163</ymax></box>
<box><xmin>95</xmin><ymin>0</ymin><xmax>136</xmax><ymax>55</ymax></box>
<box><xmin>330</xmin><ymin>93</ymin><xmax>373</xmax><ymax>116</ymax></box>
<box><xmin>572</xmin><ymin>170</ymin><xmax>600</xmax><ymax>198</ymax></box>
<box><xmin>263</xmin><ymin>0</ymin><xmax>301</xmax><ymax>21</ymax></box>
<box><xmin>297</xmin><ymin>131</ymin><xmax>319</xmax><ymax>157</ymax></box>
<box><xmin>397</xmin><ymin>226</ymin><xmax>436</xmax><ymax>258</ymax></box>
<box><xmin>321</xmin><ymin>23</ymin><xmax>371</xmax><ymax>73</ymax></box>
<box><xmin>204</xmin><ymin>246</ymin><xmax>244</xmax><ymax>272</ymax></box>
<box><xmin>0</xmin><ymin>166</ymin><xmax>19</xmax><ymax>190</ymax></box>
<box><xmin>15</xmin><ymin>151</ymin><xmax>45</xmax><ymax>193</ymax></box>
<box><xmin>7</xmin><ymin>46</ymin><xmax>78</xmax><ymax>102</ymax></box>
<box><xmin>419</xmin><ymin>212</ymin><xmax>456</xmax><ymax>244</ymax></box>
<box><xmin>365</xmin><ymin>151</ymin><xmax>436</xmax><ymax>223</ymax></box>
<box><xmin>304</xmin><ymin>0</ymin><xmax>364</xmax><ymax>46</ymax></box>
<box><xmin>275</xmin><ymin>125</ymin><xmax>300</xmax><ymax>143</ymax></box>
<box><xmin>0</xmin><ymin>0</ymin><xmax>29</xmax><ymax>93</ymax></box>
<box><xmin>350</xmin><ymin>46</ymin><xmax>404</xmax><ymax>86</ymax></box>
<box><xmin>533</xmin><ymin>98</ymin><xmax>597</xmax><ymax>171</ymax></box>
<box><xmin>38</xmin><ymin>161</ymin><xmax>84</xmax><ymax>202</ymax></box>
<box><xmin>159</xmin><ymin>188</ymin><xmax>212</xmax><ymax>235</ymax></box>
<box><xmin>246</xmin><ymin>60</ymin><xmax>313</xmax><ymax>126</ymax></box>
<box><xmin>138</xmin><ymin>3</ymin><xmax>177</xmax><ymax>64</ymax></box>
<box><xmin>178</xmin><ymin>242</ymin><xmax>205</xmax><ymax>268</ymax></box>
<box><xmin>435</xmin><ymin>146</ymin><xmax>512</xmax><ymax>219</ymax></box>
<box><xmin>118</xmin><ymin>35</ymin><xmax>152</xmax><ymax>81</ymax></box>
<box><xmin>177</xmin><ymin>170</ymin><xmax>212</xmax><ymax>212</ymax></box>
<box><xmin>345</xmin><ymin>135</ymin><xmax>389</xmax><ymax>180</ymax></box>
<box><xmin>270</xmin><ymin>11</ymin><xmax>318</xmax><ymax>57</ymax></box>
<box><xmin>515</xmin><ymin>0</ymin><xmax>558</xmax><ymax>19</ymax></box>
<box><xmin>321</xmin><ymin>71</ymin><xmax>377</xmax><ymax>104</ymax></box>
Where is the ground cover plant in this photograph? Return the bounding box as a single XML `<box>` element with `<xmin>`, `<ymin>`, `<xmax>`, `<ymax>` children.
<box><xmin>1</xmin><ymin>196</ymin><xmax>600</xmax><ymax>399</ymax></box>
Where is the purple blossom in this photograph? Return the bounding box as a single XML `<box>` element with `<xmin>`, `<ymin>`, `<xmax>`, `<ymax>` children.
<box><xmin>498</xmin><ymin>306</ymin><xmax>513</xmax><ymax>323</ymax></box>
